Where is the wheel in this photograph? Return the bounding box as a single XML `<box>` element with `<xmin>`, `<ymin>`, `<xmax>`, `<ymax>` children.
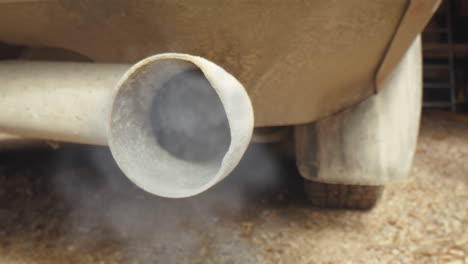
<box><xmin>304</xmin><ymin>181</ymin><xmax>383</xmax><ymax>210</ymax></box>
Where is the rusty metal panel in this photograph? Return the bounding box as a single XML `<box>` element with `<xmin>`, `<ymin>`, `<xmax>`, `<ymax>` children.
<box><xmin>0</xmin><ymin>0</ymin><xmax>415</xmax><ymax>127</ymax></box>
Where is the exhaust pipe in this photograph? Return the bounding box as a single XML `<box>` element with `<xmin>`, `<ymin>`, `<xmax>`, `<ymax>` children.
<box><xmin>0</xmin><ymin>53</ymin><xmax>254</xmax><ymax>198</ymax></box>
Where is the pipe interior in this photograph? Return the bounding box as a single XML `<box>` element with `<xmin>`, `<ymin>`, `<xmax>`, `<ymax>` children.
<box><xmin>150</xmin><ymin>69</ymin><xmax>231</xmax><ymax>163</ymax></box>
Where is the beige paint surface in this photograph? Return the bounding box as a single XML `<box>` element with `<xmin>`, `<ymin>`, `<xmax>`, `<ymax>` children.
<box><xmin>0</xmin><ymin>0</ymin><xmax>410</xmax><ymax>126</ymax></box>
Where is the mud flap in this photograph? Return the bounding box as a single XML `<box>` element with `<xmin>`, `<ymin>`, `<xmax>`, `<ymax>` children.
<box><xmin>295</xmin><ymin>36</ymin><xmax>422</xmax><ymax>186</ymax></box>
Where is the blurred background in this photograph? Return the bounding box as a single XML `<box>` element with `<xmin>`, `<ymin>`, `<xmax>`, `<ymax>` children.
<box><xmin>422</xmin><ymin>0</ymin><xmax>468</xmax><ymax>112</ymax></box>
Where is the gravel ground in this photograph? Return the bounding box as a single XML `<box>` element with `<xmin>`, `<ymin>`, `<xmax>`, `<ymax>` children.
<box><xmin>0</xmin><ymin>111</ymin><xmax>467</xmax><ymax>264</ymax></box>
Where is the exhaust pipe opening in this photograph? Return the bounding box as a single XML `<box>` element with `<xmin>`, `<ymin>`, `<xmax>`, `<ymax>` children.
<box><xmin>108</xmin><ymin>54</ymin><xmax>253</xmax><ymax>198</ymax></box>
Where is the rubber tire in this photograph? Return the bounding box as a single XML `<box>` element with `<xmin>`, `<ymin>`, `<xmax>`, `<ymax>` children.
<box><xmin>304</xmin><ymin>180</ymin><xmax>384</xmax><ymax>210</ymax></box>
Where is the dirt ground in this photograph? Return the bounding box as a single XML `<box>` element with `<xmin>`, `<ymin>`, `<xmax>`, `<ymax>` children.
<box><xmin>0</xmin><ymin>111</ymin><xmax>467</xmax><ymax>264</ymax></box>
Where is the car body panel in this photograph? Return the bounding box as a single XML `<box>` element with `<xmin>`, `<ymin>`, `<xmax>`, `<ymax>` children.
<box><xmin>0</xmin><ymin>0</ymin><xmax>437</xmax><ymax>127</ymax></box>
